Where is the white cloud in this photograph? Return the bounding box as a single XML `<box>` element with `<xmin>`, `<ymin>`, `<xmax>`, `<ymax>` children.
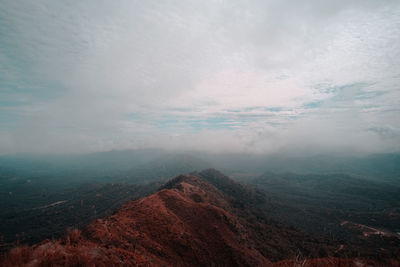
<box><xmin>0</xmin><ymin>0</ymin><xmax>399</xmax><ymax>154</ymax></box>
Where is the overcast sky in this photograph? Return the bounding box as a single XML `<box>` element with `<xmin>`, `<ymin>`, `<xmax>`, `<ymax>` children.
<box><xmin>0</xmin><ymin>0</ymin><xmax>399</xmax><ymax>155</ymax></box>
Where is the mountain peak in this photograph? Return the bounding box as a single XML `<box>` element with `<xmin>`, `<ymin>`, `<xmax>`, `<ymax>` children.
<box><xmin>160</xmin><ymin>174</ymin><xmax>207</xmax><ymax>190</ymax></box>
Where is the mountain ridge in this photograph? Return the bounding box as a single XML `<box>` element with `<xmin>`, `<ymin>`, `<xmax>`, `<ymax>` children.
<box><xmin>1</xmin><ymin>170</ymin><xmax>395</xmax><ymax>266</ymax></box>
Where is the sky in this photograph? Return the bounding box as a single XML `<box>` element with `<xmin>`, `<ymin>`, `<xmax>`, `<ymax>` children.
<box><xmin>0</xmin><ymin>0</ymin><xmax>399</xmax><ymax>155</ymax></box>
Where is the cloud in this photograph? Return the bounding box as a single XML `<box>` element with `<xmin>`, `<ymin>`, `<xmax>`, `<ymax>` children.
<box><xmin>0</xmin><ymin>0</ymin><xmax>399</xmax><ymax>154</ymax></box>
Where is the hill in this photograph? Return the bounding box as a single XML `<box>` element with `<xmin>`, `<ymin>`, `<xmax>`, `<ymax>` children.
<box><xmin>2</xmin><ymin>171</ymin><xmax>398</xmax><ymax>266</ymax></box>
<box><xmin>1</xmin><ymin>172</ymin><xmax>336</xmax><ymax>266</ymax></box>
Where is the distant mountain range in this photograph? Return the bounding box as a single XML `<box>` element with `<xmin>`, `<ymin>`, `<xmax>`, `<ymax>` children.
<box><xmin>1</xmin><ymin>151</ymin><xmax>399</xmax><ymax>183</ymax></box>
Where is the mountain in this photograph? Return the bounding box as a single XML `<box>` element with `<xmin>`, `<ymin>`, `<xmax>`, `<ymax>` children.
<box><xmin>0</xmin><ymin>171</ymin><xmax>335</xmax><ymax>266</ymax></box>
<box><xmin>1</xmin><ymin>171</ymin><xmax>398</xmax><ymax>266</ymax></box>
<box><xmin>192</xmin><ymin>152</ymin><xmax>400</xmax><ymax>182</ymax></box>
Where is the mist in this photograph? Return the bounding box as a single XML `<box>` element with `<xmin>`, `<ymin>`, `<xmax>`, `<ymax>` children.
<box><xmin>1</xmin><ymin>0</ymin><xmax>400</xmax><ymax>155</ymax></box>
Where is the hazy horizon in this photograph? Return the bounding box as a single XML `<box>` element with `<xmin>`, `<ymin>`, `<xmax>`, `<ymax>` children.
<box><xmin>1</xmin><ymin>0</ymin><xmax>400</xmax><ymax>155</ymax></box>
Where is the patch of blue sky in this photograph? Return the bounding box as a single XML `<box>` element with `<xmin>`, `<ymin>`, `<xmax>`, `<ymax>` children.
<box><xmin>264</xmin><ymin>107</ymin><xmax>283</xmax><ymax>112</ymax></box>
<box><xmin>188</xmin><ymin>115</ymin><xmax>266</xmax><ymax>131</ymax></box>
<box><xmin>184</xmin><ymin>117</ymin><xmax>231</xmax><ymax>131</ymax></box>
<box><xmin>243</xmin><ymin>106</ymin><xmax>261</xmax><ymax>111</ymax></box>
<box><xmin>155</xmin><ymin>118</ymin><xmax>181</xmax><ymax>130</ymax></box>
<box><xmin>153</xmin><ymin>115</ymin><xmax>257</xmax><ymax>132</ymax></box>
<box><xmin>226</xmin><ymin>107</ymin><xmax>261</xmax><ymax>113</ymax></box>
<box><xmin>227</xmin><ymin>106</ymin><xmax>284</xmax><ymax>113</ymax></box>
<box><xmin>355</xmin><ymin>90</ymin><xmax>387</xmax><ymax>100</ymax></box>
<box><xmin>314</xmin><ymin>82</ymin><xmax>372</xmax><ymax>94</ymax></box>
<box><xmin>342</xmin><ymin>82</ymin><xmax>373</xmax><ymax>91</ymax></box>
<box><xmin>287</xmin><ymin>115</ymin><xmax>299</xmax><ymax>120</ymax></box>
<box><xmin>126</xmin><ymin>112</ymin><xmax>144</xmax><ymax>120</ymax></box>
<box><xmin>185</xmin><ymin>119</ymin><xmax>205</xmax><ymax>131</ymax></box>
<box><xmin>359</xmin><ymin>103</ymin><xmax>379</xmax><ymax>109</ymax></box>
<box><xmin>128</xmin><ymin>111</ymin><xmax>276</xmax><ymax>133</ymax></box>
<box><xmin>226</xmin><ymin>109</ymin><xmax>241</xmax><ymax>113</ymax></box>
<box><xmin>303</xmin><ymin>101</ymin><xmax>323</xmax><ymax>109</ymax></box>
